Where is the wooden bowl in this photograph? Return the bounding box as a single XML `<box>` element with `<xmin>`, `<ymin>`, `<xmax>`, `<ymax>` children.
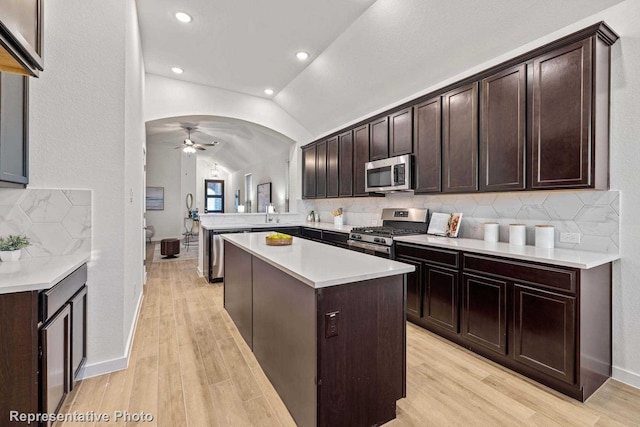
<box><xmin>265</xmin><ymin>236</ymin><xmax>293</xmax><ymax>246</ymax></box>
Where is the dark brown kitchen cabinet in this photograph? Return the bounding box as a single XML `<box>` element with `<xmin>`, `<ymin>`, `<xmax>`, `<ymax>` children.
<box><xmin>390</xmin><ymin>108</ymin><xmax>413</xmax><ymax>157</ymax></box>
<box><xmin>397</xmin><ymin>256</ymin><xmax>422</xmax><ymax>319</ymax></box>
<box><xmin>70</xmin><ymin>286</ymin><xmax>87</xmax><ymax>390</ymax></box>
<box><xmin>0</xmin><ymin>72</ymin><xmax>28</xmax><ymax>186</ymax></box>
<box><xmin>480</xmin><ymin>65</ymin><xmax>526</xmax><ymax>191</ymax></box>
<box><xmin>302</xmin><ymin>144</ymin><xmax>317</xmax><ymax>199</ymax></box>
<box><xmin>531</xmin><ymin>36</ymin><xmax>610</xmax><ymax>190</ymax></box>
<box><xmin>326</xmin><ymin>136</ymin><xmax>339</xmax><ymax>198</ymax></box>
<box><xmin>353</xmin><ymin>124</ymin><xmax>370</xmax><ymax>196</ymax></box>
<box><xmin>413</xmin><ymin>97</ymin><xmax>441</xmax><ymax>193</ymax></box>
<box><xmin>461</xmin><ymin>274</ymin><xmax>507</xmax><ymax>356</ymax></box>
<box><xmin>316</xmin><ymin>141</ymin><xmax>327</xmax><ymax>198</ymax></box>
<box><xmin>369</xmin><ymin>116</ymin><xmax>389</xmax><ymax>161</ymax></box>
<box><xmin>442</xmin><ymin>82</ymin><xmax>479</xmax><ymax>193</ymax></box>
<box><xmin>423</xmin><ymin>265</ymin><xmax>458</xmax><ymax>333</ymax></box>
<box><xmin>0</xmin><ymin>264</ymin><xmax>87</xmax><ymax>427</ymax></box>
<box><xmin>41</xmin><ymin>305</ymin><xmax>71</xmax><ymax>425</ymax></box>
<box><xmin>0</xmin><ymin>0</ymin><xmax>43</xmax><ymax>76</ymax></box>
<box><xmin>513</xmin><ymin>284</ymin><xmax>576</xmax><ymax>384</ymax></box>
<box><xmin>338</xmin><ymin>130</ymin><xmax>353</xmax><ymax>197</ymax></box>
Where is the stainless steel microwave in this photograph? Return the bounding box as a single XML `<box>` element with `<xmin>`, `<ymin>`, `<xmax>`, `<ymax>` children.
<box><xmin>365</xmin><ymin>154</ymin><xmax>412</xmax><ymax>193</ymax></box>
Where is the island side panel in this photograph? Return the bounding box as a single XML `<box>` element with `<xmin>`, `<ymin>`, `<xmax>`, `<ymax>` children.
<box><xmin>252</xmin><ymin>257</ymin><xmax>317</xmax><ymax>427</ymax></box>
<box><xmin>316</xmin><ymin>275</ymin><xmax>406</xmax><ymax>427</ymax></box>
<box><xmin>223</xmin><ymin>240</ymin><xmax>254</xmax><ymax>348</ymax></box>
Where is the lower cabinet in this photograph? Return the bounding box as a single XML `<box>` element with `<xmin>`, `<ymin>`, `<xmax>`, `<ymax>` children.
<box><xmin>0</xmin><ymin>264</ymin><xmax>87</xmax><ymax>427</ymax></box>
<box><xmin>395</xmin><ymin>242</ymin><xmax>611</xmax><ymax>401</ymax></box>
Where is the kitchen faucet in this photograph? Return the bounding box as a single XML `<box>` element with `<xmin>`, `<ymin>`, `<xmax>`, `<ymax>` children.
<box><xmin>266</xmin><ymin>203</ymin><xmax>275</xmax><ymax>223</ymax></box>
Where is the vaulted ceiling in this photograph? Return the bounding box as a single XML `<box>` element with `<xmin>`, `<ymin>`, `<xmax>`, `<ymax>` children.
<box><xmin>138</xmin><ymin>0</ymin><xmax>624</xmax><ymax>170</ymax></box>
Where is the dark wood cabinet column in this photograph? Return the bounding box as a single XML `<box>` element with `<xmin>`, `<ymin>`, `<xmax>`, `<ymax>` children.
<box><xmin>390</xmin><ymin>108</ymin><xmax>413</xmax><ymax>157</ymax></box>
<box><xmin>413</xmin><ymin>97</ymin><xmax>442</xmax><ymax>193</ymax></box>
<box><xmin>480</xmin><ymin>65</ymin><xmax>526</xmax><ymax>191</ymax></box>
<box><xmin>302</xmin><ymin>144</ymin><xmax>317</xmax><ymax>199</ymax></box>
<box><xmin>353</xmin><ymin>124</ymin><xmax>370</xmax><ymax>196</ymax></box>
<box><xmin>369</xmin><ymin>116</ymin><xmax>389</xmax><ymax>161</ymax></box>
<box><xmin>443</xmin><ymin>82</ymin><xmax>479</xmax><ymax>193</ymax></box>
<box><xmin>316</xmin><ymin>141</ymin><xmax>327</xmax><ymax>198</ymax></box>
<box><xmin>338</xmin><ymin>130</ymin><xmax>353</xmax><ymax>197</ymax></box>
<box><xmin>326</xmin><ymin>136</ymin><xmax>339</xmax><ymax>198</ymax></box>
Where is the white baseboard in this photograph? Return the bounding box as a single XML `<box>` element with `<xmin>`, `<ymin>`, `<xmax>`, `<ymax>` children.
<box><xmin>78</xmin><ymin>290</ymin><xmax>144</xmax><ymax>380</ymax></box>
<box><xmin>613</xmin><ymin>366</ymin><xmax>640</xmax><ymax>390</ymax></box>
<box><xmin>196</xmin><ymin>266</ymin><xmax>203</xmax><ymax>277</ymax></box>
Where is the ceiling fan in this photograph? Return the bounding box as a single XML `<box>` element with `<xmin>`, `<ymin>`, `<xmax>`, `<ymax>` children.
<box><xmin>175</xmin><ymin>127</ymin><xmax>218</xmax><ymax>153</ymax></box>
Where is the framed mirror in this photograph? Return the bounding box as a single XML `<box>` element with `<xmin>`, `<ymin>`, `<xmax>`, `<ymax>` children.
<box><xmin>186</xmin><ymin>193</ymin><xmax>194</xmax><ymax>210</ymax></box>
<box><xmin>257</xmin><ymin>182</ymin><xmax>272</xmax><ymax>213</ymax></box>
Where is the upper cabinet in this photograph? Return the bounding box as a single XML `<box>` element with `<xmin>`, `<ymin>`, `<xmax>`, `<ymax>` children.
<box><xmin>302</xmin><ymin>145</ymin><xmax>317</xmax><ymax>199</ymax></box>
<box><xmin>353</xmin><ymin>124</ymin><xmax>370</xmax><ymax>197</ymax></box>
<box><xmin>326</xmin><ymin>136</ymin><xmax>339</xmax><ymax>198</ymax></box>
<box><xmin>316</xmin><ymin>141</ymin><xmax>327</xmax><ymax>198</ymax></box>
<box><xmin>301</xmin><ymin>22</ymin><xmax>618</xmax><ymax>199</ymax></box>
<box><xmin>413</xmin><ymin>97</ymin><xmax>441</xmax><ymax>193</ymax></box>
<box><xmin>338</xmin><ymin>130</ymin><xmax>353</xmax><ymax>197</ymax></box>
<box><xmin>531</xmin><ymin>38</ymin><xmax>608</xmax><ymax>189</ymax></box>
<box><xmin>0</xmin><ymin>0</ymin><xmax>44</xmax><ymax>76</ymax></box>
<box><xmin>390</xmin><ymin>108</ymin><xmax>413</xmax><ymax>157</ymax></box>
<box><xmin>369</xmin><ymin>117</ymin><xmax>389</xmax><ymax>161</ymax></box>
<box><xmin>442</xmin><ymin>82</ymin><xmax>479</xmax><ymax>193</ymax></box>
<box><xmin>0</xmin><ymin>73</ymin><xmax>28</xmax><ymax>186</ymax></box>
<box><xmin>480</xmin><ymin>64</ymin><xmax>526</xmax><ymax>191</ymax></box>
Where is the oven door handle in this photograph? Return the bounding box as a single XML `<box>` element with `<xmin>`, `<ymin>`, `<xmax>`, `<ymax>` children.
<box><xmin>347</xmin><ymin>240</ymin><xmax>391</xmax><ymax>254</ymax></box>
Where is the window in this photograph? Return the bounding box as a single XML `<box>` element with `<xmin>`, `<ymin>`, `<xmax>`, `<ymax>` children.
<box><xmin>244</xmin><ymin>173</ymin><xmax>253</xmax><ymax>212</ymax></box>
<box><xmin>204</xmin><ymin>180</ymin><xmax>224</xmax><ymax>213</ymax></box>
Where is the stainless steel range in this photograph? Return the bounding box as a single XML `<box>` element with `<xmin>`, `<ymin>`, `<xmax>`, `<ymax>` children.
<box><xmin>348</xmin><ymin>208</ymin><xmax>429</xmax><ymax>258</ymax></box>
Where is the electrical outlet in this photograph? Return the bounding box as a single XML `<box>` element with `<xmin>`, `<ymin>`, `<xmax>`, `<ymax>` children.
<box><xmin>560</xmin><ymin>232</ymin><xmax>581</xmax><ymax>244</ymax></box>
<box><xmin>325</xmin><ymin>311</ymin><xmax>339</xmax><ymax>338</ymax></box>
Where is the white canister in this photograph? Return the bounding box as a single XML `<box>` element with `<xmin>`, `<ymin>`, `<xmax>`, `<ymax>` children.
<box><xmin>535</xmin><ymin>225</ymin><xmax>555</xmax><ymax>248</ymax></box>
<box><xmin>509</xmin><ymin>224</ymin><xmax>526</xmax><ymax>246</ymax></box>
<box><xmin>334</xmin><ymin>215</ymin><xmax>343</xmax><ymax>227</ymax></box>
<box><xmin>484</xmin><ymin>223</ymin><xmax>499</xmax><ymax>242</ymax></box>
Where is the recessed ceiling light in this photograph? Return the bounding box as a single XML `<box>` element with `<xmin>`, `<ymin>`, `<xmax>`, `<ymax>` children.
<box><xmin>264</xmin><ymin>88</ymin><xmax>274</xmax><ymax>95</ymax></box>
<box><xmin>296</xmin><ymin>51</ymin><xmax>309</xmax><ymax>60</ymax></box>
<box><xmin>171</xmin><ymin>67</ymin><xmax>184</xmax><ymax>74</ymax></box>
<box><xmin>175</xmin><ymin>12</ymin><xmax>192</xmax><ymax>23</ymax></box>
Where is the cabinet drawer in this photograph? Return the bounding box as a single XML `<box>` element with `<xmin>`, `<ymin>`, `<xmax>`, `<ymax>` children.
<box><xmin>301</xmin><ymin>227</ymin><xmax>322</xmax><ymax>241</ymax></box>
<box><xmin>40</xmin><ymin>264</ymin><xmax>87</xmax><ymax>322</ymax></box>
<box><xmin>463</xmin><ymin>254</ymin><xmax>576</xmax><ymax>293</ymax></box>
<box><xmin>322</xmin><ymin>230</ymin><xmax>348</xmax><ymax>245</ymax></box>
<box><xmin>395</xmin><ymin>243</ymin><xmax>459</xmax><ymax>268</ymax></box>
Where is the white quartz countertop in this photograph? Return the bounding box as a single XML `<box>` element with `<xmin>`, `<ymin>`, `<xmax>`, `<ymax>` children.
<box><xmin>393</xmin><ymin>235</ymin><xmax>619</xmax><ymax>269</ymax></box>
<box><xmin>202</xmin><ymin>221</ymin><xmax>355</xmax><ymax>234</ymax></box>
<box><xmin>0</xmin><ymin>253</ymin><xmax>90</xmax><ymax>294</ymax></box>
<box><xmin>222</xmin><ymin>232</ymin><xmax>413</xmax><ymax>288</ymax></box>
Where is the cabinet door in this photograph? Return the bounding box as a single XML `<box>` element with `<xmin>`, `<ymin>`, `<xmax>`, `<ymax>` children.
<box><xmin>302</xmin><ymin>145</ymin><xmax>317</xmax><ymax>199</ymax></box>
<box><xmin>443</xmin><ymin>82</ymin><xmax>479</xmax><ymax>193</ymax></box>
<box><xmin>369</xmin><ymin>116</ymin><xmax>389</xmax><ymax>160</ymax></box>
<box><xmin>353</xmin><ymin>124</ymin><xmax>370</xmax><ymax>196</ymax></box>
<box><xmin>0</xmin><ymin>73</ymin><xmax>28</xmax><ymax>185</ymax></box>
<box><xmin>326</xmin><ymin>136</ymin><xmax>339</xmax><ymax>198</ymax></box>
<box><xmin>461</xmin><ymin>274</ymin><xmax>507</xmax><ymax>356</ymax></box>
<box><xmin>390</xmin><ymin>108</ymin><xmax>413</xmax><ymax>157</ymax></box>
<box><xmin>531</xmin><ymin>39</ymin><xmax>592</xmax><ymax>189</ymax></box>
<box><xmin>413</xmin><ymin>97</ymin><xmax>441</xmax><ymax>193</ymax></box>
<box><xmin>316</xmin><ymin>141</ymin><xmax>327</xmax><ymax>198</ymax></box>
<box><xmin>480</xmin><ymin>64</ymin><xmax>526</xmax><ymax>191</ymax></box>
<box><xmin>338</xmin><ymin>130</ymin><xmax>353</xmax><ymax>197</ymax></box>
<box><xmin>41</xmin><ymin>304</ymin><xmax>71</xmax><ymax>426</ymax></box>
<box><xmin>69</xmin><ymin>286</ymin><xmax>87</xmax><ymax>390</ymax></box>
<box><xmin>513</xmin><ymin>284</ymin><xmax>576</xmax><ymax>384</ymax></box>
<box><xmin>0</xmin><ymin>0</ymin><xmax>43</xmax><ymax>75</ymax></box>
<box><xmin>397</xmin><ymin>257</ymin><xmax>422</xmax><ymax>319</ymax></box>
<box><xmin>423</xmin><ymin>265</ymin><xmax>458</xmax><ymax>332</ymax></box>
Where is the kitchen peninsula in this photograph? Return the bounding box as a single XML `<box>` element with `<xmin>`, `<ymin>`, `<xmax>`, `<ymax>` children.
<box><xmin>222</xmin><ymin>232</ymin><xmax>414</xmax><ymax>427</ymax></box>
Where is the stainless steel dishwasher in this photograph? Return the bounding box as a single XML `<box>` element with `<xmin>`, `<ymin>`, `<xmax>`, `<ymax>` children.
<box><xmin>209</xmin><ymin>229</ymin><xmax>251</xmax><ymax>282</ymax></box>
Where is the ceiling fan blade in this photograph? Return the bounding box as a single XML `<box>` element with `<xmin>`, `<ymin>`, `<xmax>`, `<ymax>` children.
<box><xmin>174</xmin><ymin>146</ymin><xmax>184</xmax><ymax>149</ymax></box>
<box><xmin>197</xmin><ymin>142</ymin><xmax>218</xmax><ymax>146</ymax></box>
<box><xmin>195</xmin><ymin>146</ymin><xmax>206</xmax><ymax>151</ymax></box>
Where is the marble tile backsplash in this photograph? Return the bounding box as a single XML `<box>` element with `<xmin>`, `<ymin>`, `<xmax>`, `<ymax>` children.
<box><xmin>303</xmin><ymin>190</ymin><xmax>620</xmax><ymax>254</ymax></box>
<box><xmin>0</xmin><ymin>188</ymin><xmax>92</xmax><ymax>258</ymax></box>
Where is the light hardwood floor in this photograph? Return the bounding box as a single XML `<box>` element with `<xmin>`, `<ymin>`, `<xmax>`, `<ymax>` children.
<box><xmin>58</xmin><ymin>254</ymin><xmax>640</xmax><ymax>426</ymax></box>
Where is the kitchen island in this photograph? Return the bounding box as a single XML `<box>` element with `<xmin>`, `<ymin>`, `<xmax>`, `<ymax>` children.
<box><xmin>222</xmin><ymin>232</ymin><xmax>414</xmax><ymax>427</ymax></box>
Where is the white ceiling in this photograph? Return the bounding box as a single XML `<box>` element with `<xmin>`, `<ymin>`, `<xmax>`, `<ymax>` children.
<box><xmin>138</xmin><ymin>0</ymin><xmax>624</xmax><ymax>170</ymax></box>
<box><xmin>136</xmin><ymin>0</ymin><xmax>377</xmax><ymax>99</ymax></box>
<box><xmin>145</xmin><ymin>116</ymin><xmax>295</xmax><ymax>172</ymax></box>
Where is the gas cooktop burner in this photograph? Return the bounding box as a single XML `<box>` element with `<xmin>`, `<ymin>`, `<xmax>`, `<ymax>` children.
<box><xmin>350</xmin><ymin>226</ymin><xmax>421</xmax><ymax>237</ymax></box>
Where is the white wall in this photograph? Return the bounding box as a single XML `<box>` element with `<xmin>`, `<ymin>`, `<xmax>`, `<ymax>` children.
<box><xmin>226</xmin><ymin>147</ymin><xmax>291</xmax><ymax>214</ymax></box>
<box><xmin>144</xmin><ymin>74</ymin><xmax>313</xmax><ymax>205</ymax></box>
<box><xmin>146</xmin><ymin>143</ymin><xmax>182</xmax><ymax>241</ymax></box>
<box><xmin>28</xmin><ymin>0</ymin><xmax>144</xmax><ymax>374</ymax></box>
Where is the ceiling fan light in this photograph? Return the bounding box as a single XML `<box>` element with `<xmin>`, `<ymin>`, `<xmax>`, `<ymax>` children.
<box><xmin>183</xmin><ymin>146</ymin><xmax>196</xmax><ymax>154</ymax></box>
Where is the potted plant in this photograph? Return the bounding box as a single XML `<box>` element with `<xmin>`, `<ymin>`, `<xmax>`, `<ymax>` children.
<box><xmin>0</xmin><ymin>235</ymin><xmax>30</xmax><ymax>261</ymax></box>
